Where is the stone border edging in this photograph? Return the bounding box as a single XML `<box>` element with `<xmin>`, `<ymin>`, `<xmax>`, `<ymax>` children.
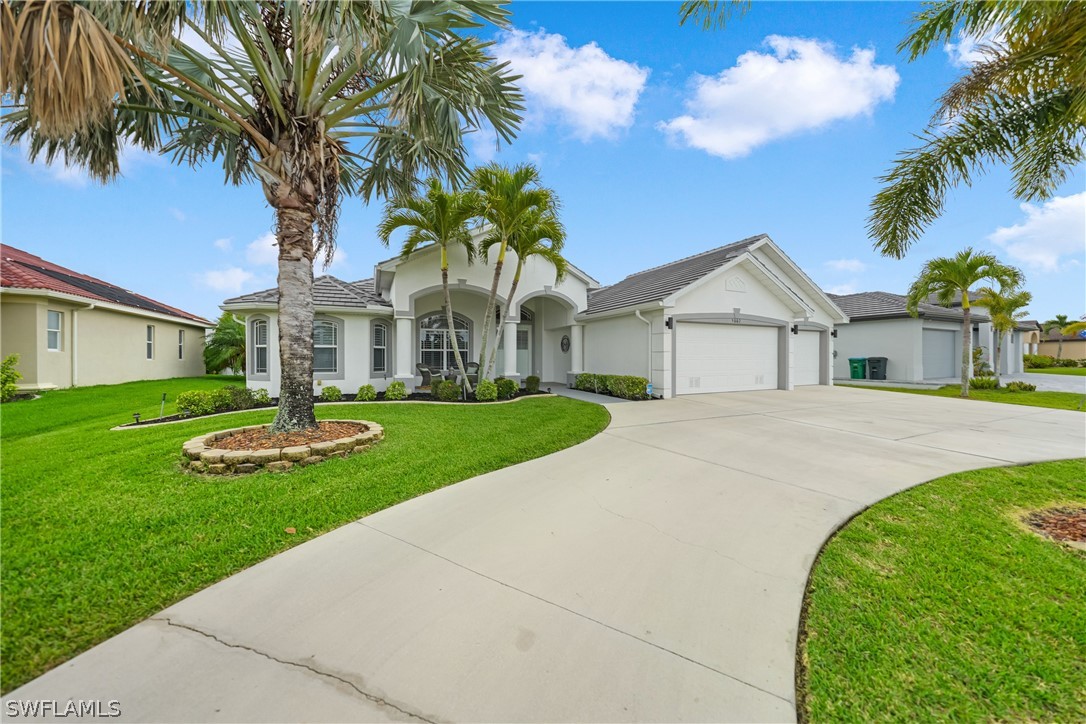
<box><xmin>182</xmin><ymin>420</ymin><xmax>384</xmax><ymax>475</ymax></box>
<box><xmin>111</xmin><ymin>393</ymin><xmax>557</xmax><ymax>431</ymax></box>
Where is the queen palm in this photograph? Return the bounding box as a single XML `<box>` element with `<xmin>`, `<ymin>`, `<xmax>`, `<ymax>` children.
<box><xmin>482</xmin><ymin>207</ymin><xmax>567</xmax><ymax>377</ymax></box>
<box><xmin>470</xmin><ymin>163</ymin><xmax>558</xmax><ymax>380</ymax></box>
<box><xmin>907</xmin><ymin>248</ymin><xmax>1022</xmax><ymax>397</ymax></box>
<box><xmin>2</xmin><ymin>0</ymin><xmax>522</xmax><ymax>431</ymax></box>
<box><xmin>378</xmin><ymin>178</ymin><xmax>480</xmax><ymax>392</ymax></box>
<box><xmin>975</xmin><ymin>284</ymin><xmax>1032</xmax><ymax>387</ymax></box>
<box><xmin>1043</xmin><ymin>314</ymin><xmax>1071</xmax><ymax>359</ymax></box>
<box><xmin>868</xmin><ymin>1</ymin><xmax>1086</xmax><ymax>257</ymax></box>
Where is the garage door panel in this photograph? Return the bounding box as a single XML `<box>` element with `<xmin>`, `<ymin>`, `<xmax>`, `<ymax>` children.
<box><xmin>793</xmin><ymin>331</ymin><xmax>821</xmax><ymax>386</ymax></box>
<box><xmin>677</xmin><ymin>323</ymin><xmax>778</xmax><ymax>394</ymax></box>
<box><xmin>922</xmin><ymin>329</ymin><xmax>957</xmax><ymax>379</ymax></box>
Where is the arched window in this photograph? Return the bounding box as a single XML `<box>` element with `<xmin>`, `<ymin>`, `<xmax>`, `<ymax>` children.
<box><xmin>419</xmin><ymin>313</ymin><xmax>470</xmax><ymax>369</ymax></box>
<box><xmin>313</xmin><ymin>319</ymin><xmax>339</xmax><ymax>373</ymax></box>
<box><xmin>372</xmin><ymin>321</ymin><xmax>389</xmax><ymax>375</ymax></box>
<box><xmin>250</xmin><ymin>318</ymin><xmax>269</xmax><ymax>375</ymax></box>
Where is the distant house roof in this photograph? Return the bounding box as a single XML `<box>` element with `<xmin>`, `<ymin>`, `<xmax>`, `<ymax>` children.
<box><xmin>222</xmin><ymin>276</ymin><xmax>389</xmax><ymax>309</ymax></box>
<box><xmin>585</xmin><ymin>235</ymin><xmax>766</xmax><ymax>315</ymax></box>
<box><xmin>925</xmin><ymin>290</ymin><xmax>985</xmax><ymax>307</ymax></box>
<box><xmin>829</xmin><ymin>291</ymin><xmax>990</xmax><ymax>323</ymax></box>
<box><xmin>1</xmin><ymin>244</ymin><xmax>211</xmax><ymax>325</ymax></box>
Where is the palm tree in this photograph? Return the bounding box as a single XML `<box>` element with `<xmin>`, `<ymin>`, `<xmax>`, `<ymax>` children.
<box><xmin>1063</xmin><ymin>319</ymin><xmax>1086</xmax><ymax>337</ymax></box>
<box><xmin>975</xmin><ymin>285</ymin><xmax>1032</xmax><ymax>387</ymax></box>
<box><xmin>203</xmin><ymin>312</ymin><xmax>246</xmax><ymax>375</ymax></box>
<box><xmin>2</xmin><ymin>1</ymin><xmax>522</xmax><ymax>431</ymax></box>
<box><xmin>1043</xmin><ymin>314</ymin><xmax>1071</xmax><ymax>359</ymax></box>
<box><xmin>470</xmin><ymin>163</ymin><xmax>558</xmax><ymax>380</ymax></box>
<box><xmin>868</xmin><ymin>1</ymin><xmax>1086</xmax><ymax>257</ymax></box>
<box><xmin>481</xmin><ymin>207</ymin><xmax>567</xmax><ymax>377</ymax></box>
<box><xmin>906</xmin><ymin>248</ymin><xmax>1022</xmax><ymax>397</ymax></box>
<box><xmin>677</xmin><ymin>0</ymin><xmax>751</xmax><ymax>29</ymax></box>
<box><xmin>378</xmin><ymin>178</ymin><xmax>480</xmax><ymax>392</ymax></box>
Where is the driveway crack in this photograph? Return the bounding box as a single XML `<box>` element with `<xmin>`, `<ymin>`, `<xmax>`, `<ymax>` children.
<box><xmin>154</xmin><ymin>617</ymin><xmax>436</xmax><ymax>723</ymax></box>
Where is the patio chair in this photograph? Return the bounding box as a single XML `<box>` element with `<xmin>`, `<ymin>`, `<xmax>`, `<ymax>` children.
<box><xmin>463</xmin><ymin>362</ymin><xmax>480</xmax><ymax>386</ymax></box>
<box><xmin>416</xmin><ymin>363</ymin><xmax>444</xmax><ymax>390</ymax></box>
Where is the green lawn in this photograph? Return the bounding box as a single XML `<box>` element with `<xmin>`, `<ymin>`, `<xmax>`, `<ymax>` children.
<box><xmin>1026</xmin><ymin>367</ymin><xmax>1086</xmax><ymax>376</ymax></box>
<box><xmin>0</xmin><ymin>376</ymin><xmax>609</xmax><ymax>692</ymax></box>
<box><xmin>800</xmin><ymin>460</ymin><xmax>1086</xmax><ymax>722</ymax></box>
<box><xmin>841</xmin><ymin>384</ymin><xmax>1086</xmax><ymax>411</ymax></box>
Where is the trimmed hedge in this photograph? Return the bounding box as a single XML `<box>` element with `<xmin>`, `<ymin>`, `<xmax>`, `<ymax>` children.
<box><xmin>434</xmin><ymin>379</ymin><xmax>462</xmax><ymax>402</ymax></box>
<box><xmin>1023</xmin><ymin>353</ymin><xmax>1086</xmax><ymax>369</ymax></box>
<box><xmin>355</xmin><ymin>384</ymin><xmax>377</xmax><ymax>401</ymax></box>
<box><xmin>319</xmin><ymin>385</ymin><xmax>342</xmax><ymax>402</ymax></box>
<box><xmin>496</xmin><ymin>377</ymin><xmax>518</xmax><ymax>400</ymax></box>
<box><xmin>474</xmin><ymin>379</ymin><xmax>498</xmax><ymax>401</ymax></box>
<box><xmin>252</xmin><ymin>388</ymin><xmax>271</xmax><ymax>405</ymax></box>
<box><xmin>525</xmin><ymin>375</ymin><xmax>541</xmax><ymax>394</ymax></box>
<box><xmin>573</xmin><ymin>372</ymin><xmax>650</xmax><ymax>400</ymax></box>
<box><xmin>176</xmin><ymin>390</ymin><xmax>217</xmax><ymax>417</ymax></box>
<box><xmin>384</xmin><ymin>380</ymin><xmax>407</xmax><ymax>400</ymax></box>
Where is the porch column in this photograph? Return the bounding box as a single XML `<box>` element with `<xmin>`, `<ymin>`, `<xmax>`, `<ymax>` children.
<box><xmin>569</xmin><ymin>323</ymin><xmax>584</xmax><ymax>374</ymax></box>
<box><xmin>394</xmin><ymin>315</ymin><xmax>414</xmax><ymax>388</ymax></box>
<box><xmin>503</xmin><ymin>319</ymin><xmax>519</xmax><ymax>382</ymax></box>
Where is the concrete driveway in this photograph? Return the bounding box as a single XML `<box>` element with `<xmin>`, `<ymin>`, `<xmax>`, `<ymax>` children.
<box><xmin>8</xmin><ymin>387</ymin><xmax>1085</xmax><ymax>723</ymax></box>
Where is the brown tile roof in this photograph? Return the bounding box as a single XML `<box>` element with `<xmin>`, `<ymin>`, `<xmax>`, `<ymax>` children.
<box><xmin>1</xmin><ymin>244</ymin><xmax>212</xmax><ymax>325</ymax></box>
<box><xmin>222</xmin><ymin>276</ymin><xmax>389</xmax><ymax>308</ymax></box>
<box><xmin>829</xmin><ymin>290</ymin><xmax>990</xmax><ymax>323</ymax></box>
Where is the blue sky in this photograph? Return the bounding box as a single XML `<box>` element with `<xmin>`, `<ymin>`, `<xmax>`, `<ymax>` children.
<box><xmin>3</xmin><ymin>1</ymin><xmax>1083</xmax><ymax>324</ymax></box>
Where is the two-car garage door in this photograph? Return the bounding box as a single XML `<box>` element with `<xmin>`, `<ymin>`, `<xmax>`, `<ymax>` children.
<box><xmin>675</xmin><ymin>323</ymin><xmax>778</xmax><ymax>394</ymax></box>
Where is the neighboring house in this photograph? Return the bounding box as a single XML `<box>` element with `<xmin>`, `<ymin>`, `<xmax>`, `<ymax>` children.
<box><xmin>1038</xmin><ymin>331</ymin><xmax>1086</xmax><ymax>359</ymax></box>
<box><xmin>222</xmin><ymin>234</ymin><xmax>848</xmax><ymax>399</ymax></box>
<box><xmin>828</xmin><ymin>290</ymin><xmax>1032</xmax><ymax>382</ymax></box>
<box><xmin>1</xmin><ymin>244</ymin><xmax>212</xmax><ymax>390</ymax></box>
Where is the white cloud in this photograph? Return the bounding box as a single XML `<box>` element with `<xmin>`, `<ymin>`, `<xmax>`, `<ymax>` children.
<box><xmin>318</xmin><ymin>247</ymin><xmax>348</xmax><ymax>273</ymax></box>
<box><xmin>246</xmin><ymin>232</ymin><xmax>278</xmax><ymax>266</ymax></box>
<box><xmin>169</xmin><ymin>207</ymin><xmax>186</xmax><ymax>222</ymax></box>
<box><xmin>213</xmin><ymin>237</ymin><xmax>233</xmax><ymax>252</ymax></box>
<box><xmin>198</xmin><ymin>267</ymin><xmax>255</xmax><ymax>295</ymax></box>
<box><xmin>825</xmin><ymin>282</ymin><xmax>858</xmax><ymax>295</ymax></box>
<box><xmin>659</xmin><ymin>36</ymin><xmax>899</xmax><ymax>159</ymax></box>
<box><xmin>944</xmin><ymin>28</ymin><xmax>1003</xmax><ymax>68</ymax></box>
<box><xmin>825</xmin><ymin>258</ymin><xmax>867</xmax><ymax>273</ymax></box>
<box><xmin>494</xmin><ymin>28</ymin><xmax>649</xmax><ymax>139</ymax></box>
<box><xmin>988</xmin><ymin>193</ymin><xmax>1086</xmax><ymax>272</ymax></box>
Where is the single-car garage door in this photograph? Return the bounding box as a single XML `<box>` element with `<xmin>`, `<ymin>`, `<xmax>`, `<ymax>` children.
<box><xmin>922</xmin><ymin>328</ymin><xmax>957</xmax><ymax>379</ymax></box>
<box><xmin>793</xmin><ymin>330</ymin><xmax>821</xmax><ymax>386</ymax></box>
<box><xmin>676</xmin><ymin>322</ymin><xmax>778</xmax><ymax>394</ymax></box>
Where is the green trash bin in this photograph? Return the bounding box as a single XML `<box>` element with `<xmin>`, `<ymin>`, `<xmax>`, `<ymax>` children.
<box><xmin>848</xmin><ymin>357</ymin><xmax>867</xmax><ymax>380</ymax></box>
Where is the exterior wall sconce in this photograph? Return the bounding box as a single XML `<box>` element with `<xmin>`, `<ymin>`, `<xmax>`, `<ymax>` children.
<box><xmin>790</xmin><ymin>325</ymin><xmax>799</xmax><ymax>334</ymax></box>
<box><xmin>831</xmin><ymin>329</ymin><xmax>838</xmax><ymax>338</ymax></box>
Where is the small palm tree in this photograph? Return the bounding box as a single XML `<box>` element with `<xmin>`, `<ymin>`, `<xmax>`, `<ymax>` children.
<box><xmin>203</xmin><ymin>313</ymin><xmax>246</xmax><ymax>375</ymax></box>
<box><xmin>1063</xmin><ymin>319</ymin><xmax>1086</xmax><ymax>336</ymax></box>
<box><xmin>481</xmin><ymin>208</ymin><xmax>567</xmax><ymax>377</ymax></box>
<box><xmin>378</xmin><ymin>179</ymin><xmax>480</xmax><ymax>392</ymax></box>
<box><xmin>868</xmin><ymin>1</ymin><xmax>1086</xmax><ymax>257</ymax></box>
<box><xmin>1043</xmin><ymin>314</ymin><xmax>1071</xmax><ymax>359</ymax></box>
<box><xmin>907</xmin><ymin>248</ymin><xmax>1022</xmax><ymax>397</ymax></box>
<box><xmin>975</xmin><ymin>285</ymin><xmax>1032</xmax><ymax>387</ymax></box>
<box><xmin>470</xmin><ymin>163</ymin><xmax>558</xmax><ymax>379</ymax></box>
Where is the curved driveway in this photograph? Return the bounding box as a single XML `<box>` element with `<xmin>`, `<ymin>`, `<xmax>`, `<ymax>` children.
<box><xmin>8</xmin><ymin>387</ymin><xmax>1085</xmax><ymax>722</ymax></box>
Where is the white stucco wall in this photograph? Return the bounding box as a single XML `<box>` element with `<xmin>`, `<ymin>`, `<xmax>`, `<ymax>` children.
<box><xmin>832</xmin><ymin>318</ymin><xmax>923</xmax><ymax>382</ymax></box>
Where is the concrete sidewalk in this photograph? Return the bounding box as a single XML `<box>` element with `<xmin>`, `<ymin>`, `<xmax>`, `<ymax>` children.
<box><xmin>7</xmin><ymin>387</ymin><xmax>1084</xmax><ymax>722</ymax></box>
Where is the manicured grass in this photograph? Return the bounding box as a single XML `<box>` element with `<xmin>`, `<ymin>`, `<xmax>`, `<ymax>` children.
<box><xmin>841</xmin><ymin>384</ymin><xmax>1086</xmax><ymax>411</ymax></box>
<box><xmin>0</xmin><ymin>376</ymin><xmax>609</xmax><ymax>692</ymax></box>
<box><xmin>800</xmin><ymin>460</ymin><xmax>1086</xmax><ymax>722</ymax></box>
<box><xmin>1026</xmin><ymin>367</ymin><xmax>1086</xmax><ymax>376</ymax></box>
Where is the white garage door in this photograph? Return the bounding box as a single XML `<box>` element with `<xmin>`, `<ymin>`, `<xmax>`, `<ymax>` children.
<box><xmin>793</xmin><ymin>331</ymin><xmax>821</xmax><ymax>386</ymax></box>
<box><xmin>922</xmin><ymin>328</ymin><xmax>957</xmax><ymax>379</ymax></box>
<box><xmin>676</xmin><ymin>323</ymin><xmax>778</xmax><ymax>394</ymax></box>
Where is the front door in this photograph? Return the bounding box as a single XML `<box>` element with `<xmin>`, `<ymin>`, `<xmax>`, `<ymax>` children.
<box><xmin>516</xmin><ymin>324</ymin><xmax>532</xmax><ymax>377</ymax></box>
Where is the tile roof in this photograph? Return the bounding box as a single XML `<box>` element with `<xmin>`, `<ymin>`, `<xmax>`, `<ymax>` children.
<box><xmin>1</xmin><ymin>244</ymin><xmax>211</xmax><ymax>325</ymax></box>
<box><xmin>222</xmin><ymin>276</ymin><xmax>389</xmax><ymax>308</ymax></box>
<box><xmin>829</xmin><ymin>291</ymin><xmax>990</xmax><ymax>323</ymax></box>
<box><xmin>585</xmin><ymin>234</ymin><xmax>766</xmax><ymax>314</ymax></box>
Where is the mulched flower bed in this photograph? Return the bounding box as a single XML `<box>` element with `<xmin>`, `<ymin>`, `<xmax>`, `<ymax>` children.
<box><xmin>1024</xmin><ymin>507</ymin><xmax>1086</xmax><ymax>544</ymax></box>
<box><xmin>215</xmin><ymin>421</ymin><xmax>367</xmax><ymax>451</ymax></box>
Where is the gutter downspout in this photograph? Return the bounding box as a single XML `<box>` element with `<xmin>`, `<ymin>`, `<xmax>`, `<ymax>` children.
<box><xmin>634</xmin><ymin>310</ymin><xmax>652</xmax><ymax>383</ymax></box>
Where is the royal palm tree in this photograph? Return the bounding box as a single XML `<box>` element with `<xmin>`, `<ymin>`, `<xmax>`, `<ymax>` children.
<box><xmin>906</xmin><ymin>249</ymin><xmax>1022</xmax><ymax>397</ymax></box>
<box><xmin>470</xmin><ymin>163</ymin><xmax>557</xmax><ymax>380</ymax></box>
<box><xmin>2</xmin><ymin>0</ymin><xmax>522</xmax><ymax>431</ymax></box>
<box><xmin>868</xmin><ymin>1</ymin><xmax>1086</xmax><ymax>257</ymax></box>
<box><xmin>481</xmin><ymin>207</ymin><xmax>567</xmax><ymax>377</ymax></box>
<box><xmin>975</xmin><ymin>284</ymin><xmax>1032</xmax><ymax>386</ymax></box>
<box><xmin>378</xmin><ymin>178</ymin><xmax>480</xmax><ymax>392</ymax></box>
<box><xmin>1043</xmin><ymin>314</ymin><xmax>1071</xmax><ymax>359</ymax></box>
<box><xmin>203</xmin><ymin>312</ymin><xmax>246</xmax><ymax>375</ymax></box>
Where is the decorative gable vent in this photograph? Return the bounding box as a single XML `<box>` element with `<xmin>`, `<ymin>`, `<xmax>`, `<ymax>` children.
<box><xmin>725</xmin><ymin>276</ymin><xmax>747</xmax><ymax>292</ymax></box>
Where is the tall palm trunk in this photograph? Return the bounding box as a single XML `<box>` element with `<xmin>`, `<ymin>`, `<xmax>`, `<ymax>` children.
<box><xmin>271</xmin><ymin>203</ymin><xmax>318</xmax><ymax>432</ymax></box>
<box><xmin>487</xmin><ymin>261</ymin><xmax>523</xmax><ymax>378</ymax></box>
<box><xmin>441</xmin><ymin>247</ymin><xmax>472</xmax><ymax>394</ymax></box>
<box><xmin>960</xmin><ymin>305</ymin><xmax>972</xmax><ymax>398</ymax></box>
<box><xmin>478</xmin><ymin>238</ymin><xmax>507</xmax><ymax>377</ymax></box>
<box><xmin>993</xmin><ymin>331</ymin><xmax>1003</xmax><ymax>387</ymax></box>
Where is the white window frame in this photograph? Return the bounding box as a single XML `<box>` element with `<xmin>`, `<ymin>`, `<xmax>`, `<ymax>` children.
<box><xmin>47</xmin><ymin>310</ymin><xmax>63</xmax><ymax>351</ymax></box>
<box><xmin>178</xmin><ymin>329</ymin><xmax>185</xmax><ymax>360</ymax></box>
<box><xmin>372</xmin><ymin>321</ymin><xmax>389</xmax><ymax>375</ymax></box>
<box><xmin>146</xmin><ymin>325</ymin><xmax>155</xmax><ymax>360</ymax></box>
<box><xmin>418</xmin><ymin>312</ymin><xmax>471</xmax><ymax>370</ymax></box>
<box><xmin>313</xmin><ymin>317</ymin><xmax>344</xmax><ymax>380</ymax></box>
<box><xmin>250</xmin><ymin>318</ymin><xmax>269</xmax><ymax>378</ymax></box>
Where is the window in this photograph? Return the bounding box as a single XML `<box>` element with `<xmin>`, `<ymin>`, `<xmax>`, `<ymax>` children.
<box><xmin>146</xmin><ymin>325</ymin><xmax>155</xmax><ymax>359</ymax></box>
<box><xmin>372</xmin><ymin>322</ymin><xmax>388</xmax><ymax>374</ymax></box>
<box><xmin>313</xmin><ymin>320</ymin><xmax>338</xmax><ymax>373</ymax></box>
<box><xmin>251</xmin><ymin>319</ymin><xmax>268</xmax><ymax>375</ymax></box>
<box><xmin>178</xmin><ymin>330</ymin><xmax>185</xmax><ymax>360</ymax></box>
<box><xmin>47</xmin><ymin>310</ymin><xmax>62</xmax><ymax>351</ymax></box>
<box><xmin>419</xmin><ymin>313</ymin><xmax>469</xmax><ymax>369</ymax></box>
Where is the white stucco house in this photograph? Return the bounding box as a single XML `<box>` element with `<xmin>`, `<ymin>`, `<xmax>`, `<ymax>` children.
<box><xmin>221</xmin><ymin>234</ymin><xmax>848</xmax><ymax>399</ymax></box>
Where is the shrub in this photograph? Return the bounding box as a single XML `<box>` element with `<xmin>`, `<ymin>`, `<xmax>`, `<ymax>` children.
<box><xmin>176</xmin><ymin>390</ymin><xmax>216</xmax><ymax>417</ymax></box>
<box><xmin>606</xmin><ymin>375</ymin><xmax>650</xmax><ymax>400</ymax></box>
<box><xmin>384</xmin><ymin>380</ymin><xmax>407</xmax><ymax>400</ymax></box>
<box><xmin>355</xmin><ymin>384</ymin><xmax>377</xmax><ymax>401</ymax></box>
<box><xmin>252</xmin><ymin>388</ymin><xmax>271</xmax><ymax>405</ymax></box>
<box><xmin>574</xmin><ymin>373</ymin><xmax>602</xmax><ymax>392</ymax></box>
<box><xmin>525</xmin><ymin>375</ymin><xmax>541</xmax><ymax>394</ymax></box>
<box><xmin>969</xmin><ymin>376</ymin><xmax>999</xmax><ymax>390</ymax></box>
<box><xmin>972</xmin><ymin>347</ymin><xmax>992</xmax><ymax>376</ymax></box>
<box><xmin>474</xmin><ymin>379</ymin><xmax>498</xmax><ymax>401</ymax></box>
<box><xmin>434</xmin><ymin>379</ymin><xmax>462</xmax><ymax>402</ymax></box>
<box><xmin>1023</xmin><ymin>354</ymin><xmax>1055</xmax><ymax>369</ymax></box>
<box><xmin>319</xmin><ymin>385</ymin><xmax>342</xmax><ymax>402</ymax></box>
<box><xmin>1055</xmin><ymin>357</ymin><xmax>1079</xmax><ymax>368</ymax></box>
<box><xmin>1005</xmin><ymin>380</ymin><xmax>1036</xmax><ymax>392</ymax></box>
<box><xmin>496</xmin><ymin>377</ymin><xmax>518</xmax><ymax>400</ymax></box>
<box><xmin>1</xmin><ymin>354</ymin><xmax>22</xmax><ymax>403</ymax></box>
<box><xmin>213</xmin><ymin>385</ymin><xmax>256</xmax><ymax>411</ymax></box>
